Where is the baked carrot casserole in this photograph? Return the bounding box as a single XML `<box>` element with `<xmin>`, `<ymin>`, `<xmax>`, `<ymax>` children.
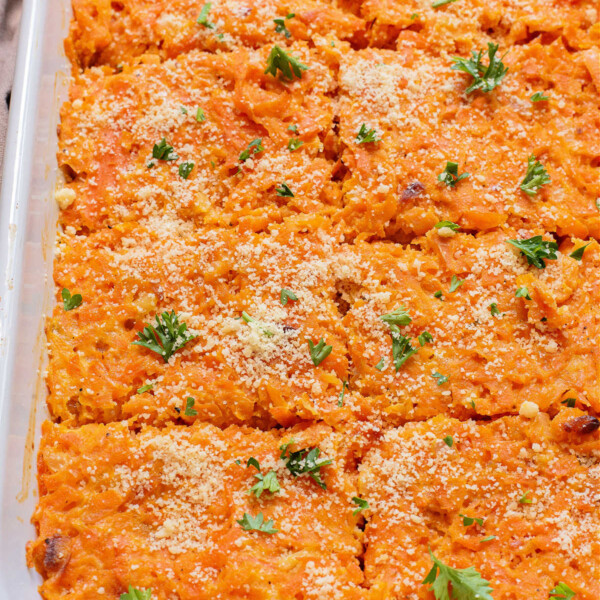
<box><xmin>28</xmin><ymin>0</ymin><xmax>600</xmax><ymax>598</ymax></box>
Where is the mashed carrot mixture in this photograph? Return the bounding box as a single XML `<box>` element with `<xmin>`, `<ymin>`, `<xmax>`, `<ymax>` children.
<box><xmin>28</xmin><ymin>421</ymin><xmax>366</xmax><ymax>599</ymax></box>
<box><xmin>359</xmin><ymin>413</ymin><xmax>600</xmax><ymax>599</ymax></box>
<box><xmin>29</xmin><ymin>0</ymin><xmax>600</xmax><ymax>598</ymax></box>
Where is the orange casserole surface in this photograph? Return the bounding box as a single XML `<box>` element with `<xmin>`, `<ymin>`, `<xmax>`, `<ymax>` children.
<box><xmin>359</xmin><ymin>412</ymin><xmax>600</xmax><ymax>599</ymax></box>
<box><xmin>48</xmin><ymin>223</ymin><xmax>358</xmax><ymax>428</ymax></box>
<box><xmin>48</xmin><ymin>219</ymin><xmax>600</xmax><ymax>429</ymax></box>
<box><xmin>27</xmin><ymin>421</ymin><xmax>366</xmax><ymax>600</ymax></box>
<box><xmin>342</xmin><ymin>231</ymin><xmax>600</xmax><ymax>421</ymax></box>
<box><xmin>29</xmin><ymin>0</ymin><xmax>600</xmax><ymax>598</ymax></box>
<box><xmin>66</xmin><ymin>0</ymin><xmax>365</xmax><ymax>69</ymax></box>
<box><xmin>58</xmin><ymin>42</ymin><xmax>343</xmax><ymax>235</ymax></box>
<box><xmin>336</xmin><ymin>40</ymin><xmax>600</xmax><ymax>241</ymax></box>
<box><xmin>356</xmin><ymin>0</ymin><xmax>599</xmax><ymax>52</ymax></box>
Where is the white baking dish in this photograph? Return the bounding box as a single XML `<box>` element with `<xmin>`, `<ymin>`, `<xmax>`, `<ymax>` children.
<box><xmin>0</xmin><ymin>0</ymin><xmax>70</xmax><ymax>595</ymax></box>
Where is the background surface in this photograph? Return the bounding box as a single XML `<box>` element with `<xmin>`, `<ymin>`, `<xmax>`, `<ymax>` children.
<box><xmin>0</xmin><ymin>0</ymin><xmax>22</xmax><ymax>183</ymax></box>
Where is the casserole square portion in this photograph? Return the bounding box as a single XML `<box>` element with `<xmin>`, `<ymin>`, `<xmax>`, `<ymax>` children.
<box><xmin>358</xmin><ymin>413</ymin><xmax>600</xmax><ymax>599</ymax></box>
<box><xmin>28</xmin><ymin>420</ymin><xmax>366</xmax><ymax>600</ymax></box>
<box><xmin>335</xmin><ymin>41</ymin><xmax>599</xmax><ymax>241</ymax></box>
<box><xmin>338</xmin><ymin>230</ymin><xmax>600</xmax><ymax>421</ymax></box>
<box><xmin>58</xmin><ymin>43</ymin><xmax>342</xmax><ymax>235</ymax></box>
<box><xmin>48</xmin><ymin>223</ymin><xmax>364</xmax><ymax>428</ymax></box>
<box><xmin>66</xmin><ymin>0</ymin><xmax>364</xmax><ymax>68</ymax></box>
<box><xmin>356</xmin><ymin>0</ymin><xmax>598</xmax><ymax>52</ymax></box>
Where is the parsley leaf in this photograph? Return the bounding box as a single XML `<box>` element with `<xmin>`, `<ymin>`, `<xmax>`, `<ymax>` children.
<box><xmin>62</xmin><ymin>288</ymin><xmax>82</xmax><ymax>311</ymax></box>
<box><xmin>375</xmin><ymin>358</ymin><xmax>385</xmax><ymax>371</ymax></box>
<box><xmin>438</xmin><ymin>161</ymin><xmax>469</xmax><ymax>187</ymax></box>
<box><xmin>432</xmin><ymin>0</ymin><xmax>458</xmax><ymax>6</ymax></box>
<box><xmin>274</xmin><ymin>13</ymin><xmax>294</xmax><ymax>38</ymax></box>
<box><xmin>507</xmin><ymin>236</ymin><xmax>558</xmax><ymax>269</ymax></box>
<box><xmin>280</xmin><ymin>442</ymin><xmax>332</xmax><ymax>489</ymax></box>
<box><xmin>550</xmin><ymin>582</ymin><xmax>576</xmax><ymax>600</ymax></box>
<box><xmin>280</xmin><ymin>288</ymin><xmax>298</xmax><ymax>305</ymax></box>
<box><xmin>237</xmin><ymin>512</ymin><xmax>278</xmax><ymax>534</ymax></box>
<box><xmin>275</xmin><ymin>182</ymin><xmax>294</xmax><ymax>197</ymax></box>
<box><xmin>250</xmin><ymin>469</ymin><xmax>280</xmax><ymax>497</ymax></box>
<box><xmin>239</xmin><ymin>138</ymin><xmax>264</xmax><ymax>163</ymax></box>
<box><xmin>133</xmin><ymin>311</ymin><xmax>197</xmax><ymax>362</ymax></box>
<box><xmin>246</xmin><ymin>458</ymin><xmax>280</xmax><ymax>498</ymax></box>
<box><xmin>519</xmin><ymin>492</ymin><xmax>532</xmax><ymax>504</ymax></box>
<box><xmin>434</xmin><ymin>290</ymin><xmax>444</xmax><ymax>299</ymax></box>
<box><xmin>449</xmin><ymin>275</ymin><xmax>464</xmax><ymax>292</ymax></box>
<box><xmin>520</xmin><ymin>155</ymin><xmax>550</xmax><ymax>196</ymax></box>
<box><xmin>178</xmin><ymin>161</ymin><xmax>194</xmax><ymax>179</ymax></box>
<box><xmin>489</xmin><ymin>303</ymin><xmax>500</xmax><ymax>316</ymax></box>
<box><xmin>184</xmin><ymin>397</ymin><xmax>198</xmax><ymax>416</ymax></box>
<box><xmin>480</xmin><ymin>536</ymin><xmax>496</xmax><ymax>542</ymax></box>
<box><xmin>264</xmin><ymin>45</ymin><xmax>308</xmax><ymax>81</ymax></box>
<box><xmin>137</xmin><ymin>384</ymin><xmax>153</xmax><ymax>394</ymax></box>
<box><xmin>120</xmin><ymin>586</ymin><xmax>152</xmax><ymax>600</ymax></box>
<box><xmin>279</xmin><ymin>438</ymin><xmax>296</xmax><ymax>457</ymax></box>
<box><xmin>389</xmin><ymin>325</ymin><xmax>418</xmax><ymax>371</ymax></box>
<box><xmin>196</xmin><ymin>3</ymin><xmax>215</xmax><ymax>28</ymax></box>
<box><xmin>355</xmin><ymin>123</ymin><xmax>381</xmax><ymax>144</ymax></box>
<box><xmin>451</xmin><ymin>42</ymin><xmax>509</xmax><ymax>94</ymax></box>
<box><xmin>338</xmin><ymin>379</ymin><xmax>348</xmax><ymax>407</ymax></box>
<box><xmin>380</xmin><ymin>306</ymin><xmax>412</xmax><ymax>327</ymax></box>
<box><xmin>443</xmin><ymin>435</ymin><xmax>454</xmax><ymax>447</ymax></box>
<box><xmin>459</xmin><ymin>514</ymin><xmax>484</xmax><ymax>527</ymax></box>
<box><xmin>307</xmin><ymin>338</ymin><xmax>333</xmax><ymax>366</ymax></box>
<box><xmin>423</xmin><ymin>550</ymin><xmax>493</xmax><ymax>600</ymax></box>
<box><xmin>240</xmin><ymin>311</ymin><xmax>274</xmax><ymax>337</ymax></box>
<box><xmin>180</xmin><ymin>106</ymin><xmax>188</xmax><ymax>115</ymax></box>
<box><xmin>152</xmin><ymin>138</ymin><xmax>178</xmax><ymax>161</ymax></box>
<box><xmin>530</xmin><ymin>91</ymin><xmax>549</xmax><ymax>102</ymax></box>
<box><xmin>352</xmin><ymin>497</ymin><xmax>369</xmax><ymax>515</ymax></box>
<box><xmin>287</xmin><ymin>138</ymin><xmax>304</xmax><ymax>152</ymax></box>
<box><xmin>515</xmin><ymin>286</ymin><xmax>531</xmax><ymax>300</ymax></box>
<box><xmin>435</xmin><ymin>220</ymin><xmax>460</xmax><ymax>231</ymax></box>
<box><xmin>287</xmin><ymin>124</ymin><xmax>298</xmax><ymax>132</ymax></box>
<box><xmin>195</xmin><ymin>107</ymin><xmax>206</xmax><ymax>122</ymax></box>
<box><xmin>561</xmin><ymin>398</ymin><xmax>576</xmax><ymax>408</ymax></box>
<box><xmin>432</xmin><ymin>371</ymin><xmax>449</xmax><ymax>386</ymax></box>
<box><xmin>569</xmin><ymin>243</ymin><xmax>590</xmax><ymax>261</ymax></box>
<box><xmin>418</xmin><ymin>331</ymin><xmax>434</xmax><ymax>346</ymax></box>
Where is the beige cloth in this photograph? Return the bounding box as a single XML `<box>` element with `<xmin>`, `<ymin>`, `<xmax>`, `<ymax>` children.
<box><xmin>0</xmin><ymin>0</ymin><xmax>22</xmax><ymax>185</ymax></box>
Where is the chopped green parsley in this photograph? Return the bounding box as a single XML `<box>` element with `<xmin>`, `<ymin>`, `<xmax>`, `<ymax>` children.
<box><xmin>280</xmin><ymin>288</ymin><xmax>298</xmax><ymax>305</ymax></box>
<box><xmin>438</xmin><ymin>161</ymin><xmax>469</xmax><ymax>187</ymax></box>
<box><xmin>507</xmin><ymin>236</ymin><xmax>558</xmax><ymax>269</ymax></box>
<box><xmin>432</xmin><ymin>371</ymin><xmax>449</xmax><ymax>386</ymax></box>
<box><xmin>237</xmin><ymin>512</ymin><xmax>278</xmax><ymax>534</ymax></box>
<box><xmin>307</xmin><ymin>338</ymin><xmax>333</xmax><ymax>366</ymax></box>
<box><xmin>280</xmin><ymin>440</ymin><xmax>332</xmax><ymax>489</ymax></box>
<box><xmin>184</xmin><ymin>397</ymin><xmax>198</xmax><ymax>416</ymax></box>
<box><xmin>264</xmin><ymin>45</ymin><xmax>308</xmax><ymax>81</ymax></box>
<box><xmin>355</xmin><ymin>123</ymin><xmax>380</xmax><ymax>144</ymax></box>
<box><xmin>352</xmin><ymin>497</ymin><xmax>369</xmax><ymax>515</ymax></box>
<box><xmin>178</xmin><ymin>161</ymin><xmax>194</xmax><ymax>179</ymax></box>
<box><xmin>451</xmin><ymin>42</ymin><xmax>508</xmax><ymax>94</ymax></box>
<box><xmin>133</xmin><ymin>311</ymin><xmax>196</xmax><ymax>362</ymax></box>
<box><xmin>520</xmin><ymin>155</ymin><xmax>550</xmax><ymax>196</ymax></box>
<box><xmin>423</xmin><ymin>550</ymin><xmax>493</xmax><ymax>600</ymax></box>
<box><xmin>62</xmin><ymin>288</ymin><xmax>82</xmax><ymax>311</ymax></box>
